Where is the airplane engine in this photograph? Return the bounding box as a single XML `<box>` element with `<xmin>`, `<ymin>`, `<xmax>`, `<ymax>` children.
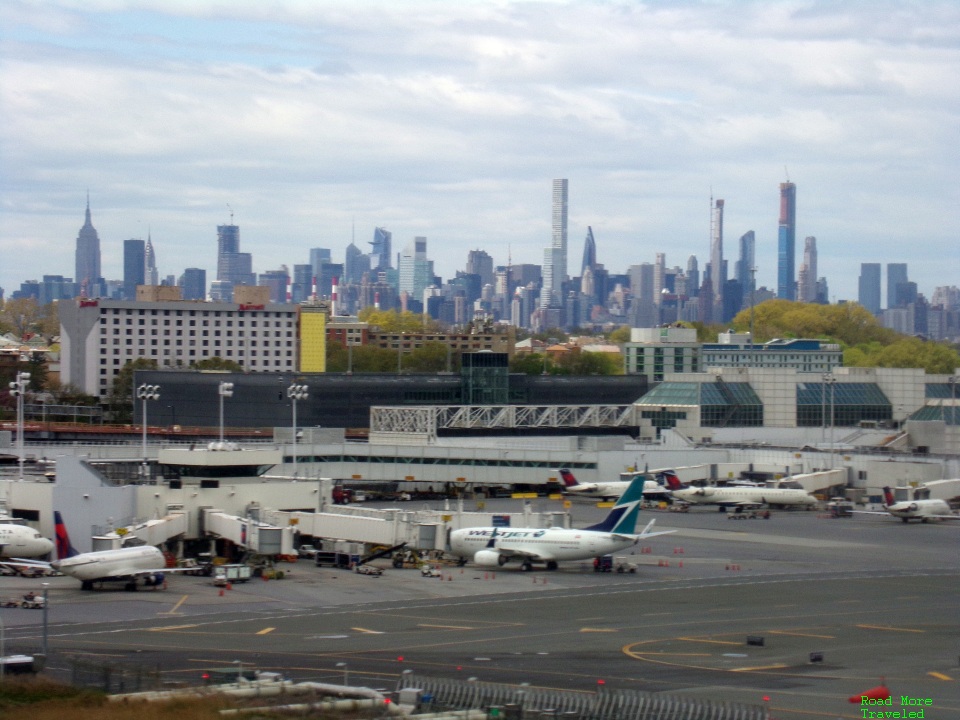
<box><xmin>144</xmin><ymin>572</ymin><xmax>165</xmax><ymax>587</ymax></box>
<box><xmin>473</xmin><ymin>550</ymin><xmax>503</xmax><ymax>567</ymax></box>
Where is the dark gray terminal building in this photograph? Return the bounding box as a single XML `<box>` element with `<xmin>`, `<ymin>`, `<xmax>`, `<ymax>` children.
<box><xmin>135</xmin><ymin>353</ymin><xmax>648</xmax><ymax>435</ymax></box>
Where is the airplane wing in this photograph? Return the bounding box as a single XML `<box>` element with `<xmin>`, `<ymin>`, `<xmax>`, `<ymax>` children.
<box><xmin>623</xmin><ymin>519</ymin><xmax>676</xmax><ymax>541</ymax></box>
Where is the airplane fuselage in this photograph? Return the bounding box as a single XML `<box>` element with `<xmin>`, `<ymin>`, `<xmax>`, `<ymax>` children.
<box><xmin>51</xmin><ymin>545</ymin><xmax>167</xmax><ymax>582</ymax></box>
<box><xmin>885</xmin><ymin>499</ymin><xmax>954</xmax><ymax>522</ymax></box>
<box><xmin>449</xmin><ymin>526</ymin><xmax>637</xmax><ymax>565</ymax></box>
<box><xmin>0</xmin><ymin>523</ymin><xmax>55</xmax><ymax>558</ymax></box>
<box><xmin>672</xmin><ymin>486</ymin><xmax>817</xmax><ymax>508</ymax></box>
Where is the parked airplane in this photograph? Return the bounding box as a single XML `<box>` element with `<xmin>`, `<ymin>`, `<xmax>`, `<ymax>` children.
<box><xmin>854</xmin><ymin>487</ymin><xmax>960</xmax><ymax>524</ymax></box>
<box><xmin>668</xmin><ymin>476</ymin><xmax>818</xmax><ymax>510</ymax></box>
<box><xmin>449</xmin><ymin>476</ymin><xmax>673</xmax><ymax>571</ymax></box>
<box><xmin>558</xmin><ymin>468</ymin><xmax>678</xmax><ymax>502</ymax></box>
<box><xmin>0</xmin><ymin>521</ymin><xmax>54</xmax><ymax>559</ymax></box>
<box><xmin>6</xmin><ymin>512</ymin><xmax>183</xmax><ymax>590</ymax></box>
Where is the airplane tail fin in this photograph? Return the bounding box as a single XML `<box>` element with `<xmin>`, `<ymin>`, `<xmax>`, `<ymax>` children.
<box><xmin>558</xmin><ymin>468</ymin><xmax>579</xmax><ymax>488</ymax></box>
<box><xmin>584</xmin><ymin>477</ymin><xmax>644</xmax><ymax>533</ymax></box>
<box><xmin>658</xmin><ymin>470</ymin><xmax>685</xmax><ymax>491</ymax></box>
<box><xmin>54</xmin><ymin>511</ymin><xmax>80</xmax><ymax>559</ymax></box>
<box><xmin>882</xmin><ymin>487</ymin><xmax>895</xmax><ymax>507</ymax></box>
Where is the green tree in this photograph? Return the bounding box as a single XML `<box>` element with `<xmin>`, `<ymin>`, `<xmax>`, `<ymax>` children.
<box><xmin>405</xmin><ymin>342</ymin><xmax>455</xmax><ymax>373</ymax></box>
<box><xmin>357</xmin><ymin>308</ymin><xmax>440</xmax><ymax>333</ymax></box>
<box><xmin>191</xmin><ymin>357</ymin><xmax>244</xmax><ymax>372</ymax></box>
<box><xmin>608</xmin><ymin>325</ymin><xmax>631</xmax><ymax>344</ymax></box>
<box><xmin>106</xmin><ymin>358</ymin><xmax>158</xmax><ymax>422</ymax></box>
<box><xmin>510</xmin><ymin>353</ymin><xmax>550</xmax><ymax>375</ymax></box>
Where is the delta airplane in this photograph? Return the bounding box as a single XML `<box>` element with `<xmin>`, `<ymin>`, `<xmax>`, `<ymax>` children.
<box><xmin>855</xmin><ymin>487</ymin><xmax>960</xmax><ymax>524</ymax></box>
<box><xmin>0</xmin><ymin>521</ymin><xmax>54</xmax><ymax>559</ymax></box>
<box><xmin>558</xmin><ymin>468</ymin><xmax>679</xmax><ymax>502</ymax></box>
<box><xmin>4</xmin><ymin>512</ymin><xmax>186</xmax><ymax>590</ymax></box>
<box><xmin>667</xmin><ymin>476</ymin><xmax>818</xmax><ymax>510</ymax></box>
<box><xmin>449</xmin><ymin>476</ymin><xmax>673</xmax><ymax>571</ymax></box>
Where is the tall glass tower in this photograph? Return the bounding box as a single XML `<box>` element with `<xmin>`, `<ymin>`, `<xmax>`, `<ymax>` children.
<box><xmin>540</xmin><ymin>178</ymin><xmax>568</xmax><ymax>309</ymax></box>
<box><xmin>777</xmin><ymin>182</ymin><xmax>797</xmax><ymax>300</ymax></box>
<box><xmin>858</xmin><ymin>263</ymin><xmax>882</xmax><ymax>315</ymax></box>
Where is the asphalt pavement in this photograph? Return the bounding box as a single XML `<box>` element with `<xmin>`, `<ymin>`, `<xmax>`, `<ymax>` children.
<box><xmin>2</xmin><ymin>498</ymin><xmax>958</xmax><ymax>719</ymax></box>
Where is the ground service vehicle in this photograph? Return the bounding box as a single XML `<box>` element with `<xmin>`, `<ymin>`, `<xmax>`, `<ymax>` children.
<box><xmin>297</xmin><ymin>544</ymin><xmax>320</xmax><ymax>559</ymax></box>
<box><xmin>213</xmin><ymin>564</ymin><xmax>252</xmax><ymax>586</ymax></box>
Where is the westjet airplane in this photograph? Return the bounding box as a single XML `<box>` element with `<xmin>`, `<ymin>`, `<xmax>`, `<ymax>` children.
<box><xmin>5</xmin><ymin>512</ymin><xmax>186</xmax><ymax>590</ymax></box>
<box><xmin>449</xmin><ymin>476</ymin><xmax>673</xmax><ymax>571</ymax></box>
<box><xmin>855</xmin><ymin>487</ymin><xmax>960</xmax><ymax>524</ymax></box>
<box><xmin>558</xmin><ymin>467</ymin><xmax>678</xmax><ymax>502</ymax></box>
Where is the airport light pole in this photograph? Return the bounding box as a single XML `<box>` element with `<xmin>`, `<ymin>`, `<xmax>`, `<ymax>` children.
<box><xmin>218</xmin><ymin>382</ymin><xmax>234</xmax><ymax>444</ymax></box>
<box><xmin>287</xmin><ymin>383</ymin><xmax>309</xmax><ymax>477</ymax></box>
<box><xmin>9</xmin><ymin>371</ymin><xmax>30</xmax><ymax>480</ymax></box>
<box><xmin>137</xmin><ymin>384</ymin><xmax>160</xmax><ymax>477</ymax></box>
<box><xmin>336</xmin><ymin>661</ymin><xmax>349</xmax><ymax>686</ymax></box>
<box><xmin>41</xmin><ymin>582</ymin><xmax>49</xmax><ymax>657</ymax></box>
<box><xmin>826</xmin><ymin>375</ymin><xmax>837</xmax><ymax>468</ymax></box>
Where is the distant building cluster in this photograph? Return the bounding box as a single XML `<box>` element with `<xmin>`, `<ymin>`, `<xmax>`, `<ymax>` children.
<box><xmin>2</xmin><ymin>181</ymin><xmax>958</xmax><ymax>342</ymax></box>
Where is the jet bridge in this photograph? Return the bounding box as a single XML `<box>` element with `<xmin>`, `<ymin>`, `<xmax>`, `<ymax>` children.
<box><xmin>200</xmin><ymin>509</ymin><xmax>295</xmax><ymax>555</ymax></box>
<box><xmin>91</xmin><ymin>513</ymin><xmax>188</xmax><ymax>552</ymax></box>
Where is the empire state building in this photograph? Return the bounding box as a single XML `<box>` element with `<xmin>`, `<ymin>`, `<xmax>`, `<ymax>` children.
<box><xmin>75</xmin><ymin>194</ymin><xmax>102</xmax><ymax>297</ymax></box>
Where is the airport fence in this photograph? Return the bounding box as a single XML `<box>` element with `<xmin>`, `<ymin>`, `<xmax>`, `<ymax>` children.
<box><xmin>398</xmin><ymin>673</ymin><xmax>768</xmax><ymax>720</ymax></box>
<box><xmin>69</xmin><ymin>656</ymin><xmax>162</xmax><ymax>694</ymax></box>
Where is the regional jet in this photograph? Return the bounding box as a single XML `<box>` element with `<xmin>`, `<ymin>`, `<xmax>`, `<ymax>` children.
<box><xmin>449</xmin><ymin>476</ymin><xmax>673</xmax><ymax>571</ymax></box>
<box><xmin>558</xmin><ymin>467</ymin><xmax>678</xmax><ymax>502</ymax></box>
<box><xmin>668</xmin><ymin>478</ymin><xmax>818</xmax><ymax>510</ymax></box>
<box><xmin>854</xmin><ymin>487</ymin><xmax>960</xmax><ymax>524</ymax></box>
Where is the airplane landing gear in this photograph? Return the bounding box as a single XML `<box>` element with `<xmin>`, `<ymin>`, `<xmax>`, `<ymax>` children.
<box><xmin>520</xmin><ymin>561</ymin><xmax>533</xmax><ymax>572</ymax></box>
<box><xmin>546</xmin><ymin>561</ymin><xmax>558</xmax><ymax>571</ymax></box>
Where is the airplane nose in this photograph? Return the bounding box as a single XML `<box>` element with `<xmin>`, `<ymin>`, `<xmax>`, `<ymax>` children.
<box><xmin>40</xmin><ymin>538</ymin><xmax>55</xmax><ymax>553</ymax></box>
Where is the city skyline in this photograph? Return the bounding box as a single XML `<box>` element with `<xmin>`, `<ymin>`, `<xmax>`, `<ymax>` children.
<box><xmin>1</xmin><ymin>1</ymin><xmax>958</xmax><ymax>300</ymax></box>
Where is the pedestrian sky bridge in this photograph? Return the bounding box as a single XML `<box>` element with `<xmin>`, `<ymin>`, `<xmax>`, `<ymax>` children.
<box><xmin>370</xmin><ymin>404</ymin><xmax>638</xmax><ymax>441</ymax></box>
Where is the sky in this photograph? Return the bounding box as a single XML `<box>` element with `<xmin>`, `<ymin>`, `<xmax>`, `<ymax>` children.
<box><xmin>1</xmin><ymin>0</ymin><xmax>958</xmax><ymax>305</ymax></box>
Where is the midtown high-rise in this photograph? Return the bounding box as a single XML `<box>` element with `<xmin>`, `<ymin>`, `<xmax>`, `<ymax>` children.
<box><xmin>858</xmin><ymin>263</ymin><xmax>881</xmax><ymax>315</ymax></box>
<box><xmin>122</xmin><ymin>238</ymin><xmax>145</xmax><ymax>300</ymax></box>
<box><xmin>799</xmin><ymin>236</ymin><xmax>817</xmax><ymax>302</ymax></box>
<box><xmin>887</xmin><ymin>263</ymin><xmax>908</xmax><ymax>309</ymax></box>
<box><xmin>710</xmin><ymin>198</ymin><xmax>724</xmax><ymax>320</ymax></box>
<box><xmin>540</xmin><ymin>178</ymin><xmax>568</xmax><ymax>309</ymax></box>
<box><xmin>777</xmin><ymin>182</ymin><xmax>797</xmax><ymax>300</ymax></box>
<box><xmin>75</xmin><ymin>194</ymin><xmax>102</xmax><ymax>297</ymax></box>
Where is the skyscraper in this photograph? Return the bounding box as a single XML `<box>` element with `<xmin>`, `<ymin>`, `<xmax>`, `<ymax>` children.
<box><xmin>180</xmin><ymin>268</ymin><xmax>206</xmax><ymax>301</ymax></box>
<box><xmin>216</xmin><ymin>223</ymin><xmax>240</xmax><ymax>280</ymax></box>
<box><xmin>144</xmin><ymin>232</ymin><xmax>159</xmax><ymax>286</ymax></box>
<box><xmin>370</xmin><ymin>227</ymin><xmax>392</xmax><ymax>271</ymax></box>
<box><xmin>735</xmin><ymin>231</ymin><xmax>755</xmax><ymax>303</ymax></box>
<box><xmin>858</xmin><ymin>263</ymin><xmax>882</xmax><ymax>315</ymax></box>
<box><xmin>581</xmin><ymin>226</ymin><xmax>596</xmax><ymax>275</ymax></box>
<box><xmin>216</xmin><ymin>222</ymin><xmax>255</xmax><ymax>288</ymax></box>
<box><xmin>540</xmin><ymin>179</ymin><xmax>568</xmax><ymax>309</ymax></box>
<box><xmin>887</xmin><ymin>263</ymin><xmax>908</xmax><ymax>309</ymax></box>
<box><xmin>398</xmin><ymin>236</ymin><xmax>433</xmax><ymax>302</ymax></box>
<box><xmin>344</xmin><ymin>241</ymin><xmax>370</xmax><ymax>285</ymax></box>
<box><xmin>123</xmin><ymin>238</ymin><xmax>145</xmax><ymax>300</ymax></box>
<box><xmin>777</xmin><ymin>182</ymin><xmax>797</xmax><ymax>300</ymax></box>
<box><xmin>466</xmin><ymin>249</ymin><xmax>494</xmax><ymax>288</ymax></box>
<box><xmin>75</xmin><ymin>194</ymin><xmax>102</xmax><ymax>297</ymax></box>
<box><xmin>799</xmin><ymin>236</ymin><xmax>817</xmax><ymax>302</ymax></box>
<box><xmin>686</xmin><ymin>256</ymin><xmax>700</xmax><ymax>297</ymax></box>
<box><xmin>710</xmin><ymin>198</ymin><xmax>725</xmax><ymax>320</ymax></box>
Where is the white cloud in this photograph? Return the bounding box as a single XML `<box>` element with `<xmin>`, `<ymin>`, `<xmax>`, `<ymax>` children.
<box><xmin>1</xmin><ymin>0</ymin><xmax>958</xmax><ymax>302</ymax></box>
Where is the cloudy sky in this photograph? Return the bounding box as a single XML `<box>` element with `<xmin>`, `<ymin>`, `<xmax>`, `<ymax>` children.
<box><xmin>1</xmin><ymin>0</ymin><xmax>958</xmax><ymax>304</ymax></box>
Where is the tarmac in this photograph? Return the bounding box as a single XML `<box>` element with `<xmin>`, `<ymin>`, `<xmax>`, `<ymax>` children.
<box><xmin>2</xmin><ymin>497</ymin><xmax>958</xmax><ymax>719</ymax></box>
